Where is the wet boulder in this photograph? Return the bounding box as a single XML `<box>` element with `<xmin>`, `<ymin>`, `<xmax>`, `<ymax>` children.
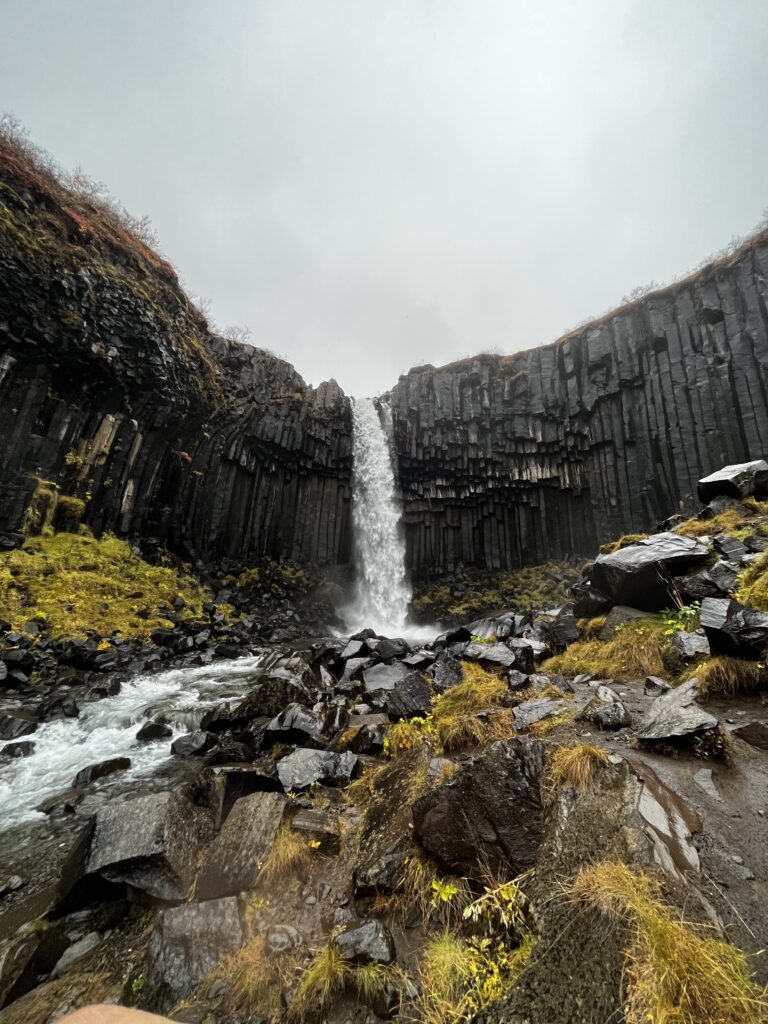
<box><xmin>199</xmin><ymin>761</ymin><xmax>282</xmax><ymax>828</ymax></box>
<box><xmin>363</xmin><ymin>661</ymin><xmax>410</xmax><ymax>692</ymax></box>
<box><xmin>598</xmin><ymin>605</ymin><xmax>649</xmax><ymax>640</ymax></box>
<box><xmin>699</xmin><ymin>597</ymin><xmax>768</xmax><ymax>657</ymax></box>
<box><xmin>697</xmin><ymin>459</ymin><xmax>768</xmax><ymax>504</ymax></box>
<box><xmin>587</xmin><ymin>534</ymin><xmax>710</xmax><ymax>612</ymax></box>
<box><xmin>636</xmin><ymin>678</ymin><xmax>718</xmax><ymax>742</ymax></box>
<box><xmin>462</xmin><ymin>642</ymin><xmax>516</xmax><ymax>668</ymax></box>
<box><xmin>385</xmin><ymin>671</ymin><xmax>432</xmax><ymax>719</ymax></box>
<box><xmin>171</xmin><ymin>731</ymin><xmax>217</xmax><ymax>757</ymax></box>
<box><xmin>86</xmin><ymin>791</ymin><xmax>211</xmax><ymax>901</ymax></box>
<box><xmin>266</xmin><ymin>702</ymin><xmax>325</xmax><ymax>744</ymax></box>
<box><xmin>336</xmin><ymin>920</ymin><xmax>395</xmax><ymax>965</ymax></box>
<box><xmin>535</xmin><ymin>606</ymin><xmax>580</xmax><ymax>650</ymax></box>
<box><xmin>1</xmin><ymin>740</ymin><xmax>34</xmax><ymax>758</ymax></box>
<box><xmin>196</xmin><ymin>792</ymin><xmax>287</xmax><ymax>899</ymax></box>
<box><xmin>276</xmin><ymin>748</ymin><xmax>358</xmax><ymax>791</ymax></box>
<box><xmin>72</xmin><ymin>757</ymin><xmax>131</xmax><ymax>788</ymax></box>
<box><xmin>136</xmin><ymin>721</ymin><xmax>172</xmax><ymax>742</ymax></box>
<box><xmin>376</xmin><ymin>638</ymin><xmax>410</xmax><ymax>660</ymax></box>
<box><xmin>413</xmin><ymin>737</ymin><xmax>544</xmax><ymax>877</ymax></box>
<box><xmin>349</xmin><ymin>721</ymin><xmax>388</xmax><ymax>755</ymax></box>
<box><xmin>431</xmin><ymin>652</ymin><xmax>463</xmax><ymax>692</ymax></box>
<box><xmin>136</xmin><ymin>896</ymin><xmax>243</xmax><ymax>1013</ymax></box>
<box><xmin>0</xmin><ymin>711</ymin><xmax>37</xmax><ymax>741</ymax></box>
<box><xmin>644</xmin><ymin>675</ymin><xmax>672</xmax><ymax>696</ymax></box>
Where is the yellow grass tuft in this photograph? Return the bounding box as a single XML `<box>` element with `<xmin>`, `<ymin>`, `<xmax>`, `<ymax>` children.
<box><xmin>572</xmin><ymin>861</ymin><xmax>767</xmax><ymax>1024</ymax></box>
<box><xmin>217</xmin><ymin>935</ymin><xmax>298</xmax><ymax>1021</ymax></box>
<box><xmin>547</xmin><ymin>742</ymin><xmax>610</xmax><ymax>792</ymax></box>
<box><xmin>259</xmin><ymin>824</ymin><xmax>312</xmax><ymax>885</ymax></box>
<box><xmin>290</xmin><ymin>942</ymin><xmax>397</xmax><ymax>1018</ymax></box>
<box><xmin>431</xmin><ymin>663</ymin><xmax>514</xmax><ymax>753</ymax></box>
<box><xmin>600</xmin><ymin>533</ymin><xmax>649</xmax><ymax>554</ymax></box>
<box><xmin>543</xmin><ymin>619</ymin><xmax>669</xmax><ymax>679</ymax></box>
<box><xmin>685</xmin><ymin>656</ymin><xmax>767</xmax><ymax>697</ymax></box>
<box><xmin>736</xmin><ymin>550</ymin><xmax>768</xmax><ymax>611</ymax></box>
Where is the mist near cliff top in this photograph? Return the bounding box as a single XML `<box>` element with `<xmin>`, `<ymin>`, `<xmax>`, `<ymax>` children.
<box><xmin>1</xmin><ymin>0</ymin><xmax>767</xmax><ymax>396</ymax></box>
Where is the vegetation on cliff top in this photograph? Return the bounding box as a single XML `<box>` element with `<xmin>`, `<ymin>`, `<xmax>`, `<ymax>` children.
<box><xmin>0</xmin><ymin>530</ymin><xmax>217</xmax><ymax>639</ymax></box>
<box><xmin>0</xmin><ymin>116</ymin><xmax>216</xmax><ymax>381</ymax></box>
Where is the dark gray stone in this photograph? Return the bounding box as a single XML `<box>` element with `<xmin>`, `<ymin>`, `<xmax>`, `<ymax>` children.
<box><xmin>578</xmin><ymin>685</ymin><xmax>631</xmax><ymax>730</ymax></box>
<box><xmin>196</xmin><ymin>792</ymin><xmax>287</xmax><ymax>899</ymax></box>
<box><xmin>87</xmin><ymin>791</ymin><xmax>210</xmax><ymax>901</ymax></box>
<box><xmin>0</xmin><ymin>711</ymin><xmax>36</xmax><ymax>741</ymax></box>
<box><xmin>698</xmin><ymin>460</ymin><xmax>768</xmax><ymax>503</ymax></box>
<box><xmin>138</xmin><ymin>896</ymin><xmax>243</xmax><ymax>1012</ymax></box>
<box><xmin>363</xmin><ymin>661</ymin><xmax>409</xmax><ymax>692</ymax></box>
<box><xmin>171</xmin><ymin>731</ymin><xmax>217</xmax><ymax>757</ymax></box>
<box><xmin>462</xmin><ymin>642</ymin><xmax>516</xmax><ymax>668</ymax></box>
<box><xmin>598</xmin><ymin>605</ymin><xmax>650</xmax><ymax>640</ymax></box>
<box><xmin>136</xmin><ymin>721</ymin><xmax>172</xmax><ymax>742</ymax></box>
<box><xmin>731</xmin><ymin>721</ymin><xmax>768</xmax><ymax>750</ymax></box>
<box><xmin>72</xmin><ymin>756</ymin><xmax>130</xmax><ymax>788</ymax></box>
<box><xmin>699</xmin><ymin>597</ymin><xmax>768</xmax><ymax>657</ymax></box>
<box><xmin>266</xmin><ymin>702</ymin><xmax>324</xmax><ymax>742</ymax></box>
<box><xmin>512</xmin><ymin>698</ymin><xmax>566</xmax><ymax>730</ymax></box>
<box><xmin>276</xmin><ymin>748</ymin><xmax>358</xmax><ymax>790</ymax></box>
<box><xmin>385</xmin><ymin>671</ymin><xmax>432</xmax><ymax>719</ymax></box>
<box><xmin>644</xmin><ymin>675</ymin><xmax>671</xmax><ymax>696</ymax></box>
<box><xmin>636</xmin><ymin>678</ymin><xmax>718</xmax><ymax>742</ymax></box>
<box><xmin>588</xmin><ymin>534</ymin><xmax>710</xmax><ymax>612</ymax></box>
<box><xmin>431</xmin><ymin>652</ymin><xmax>463</xmax><ymax>692</ymax></box>
<box><xmin>413</xmin><ymin>737</ymin><xmax>544</xmax><ymax>877</ymax></box>
<box><xmin>336</xmin><ymin>920</ymin><xmax>395</xmax><ymax>965</ymax></box>
<box><xmin>670</xmin><ymin>629</ymin><xmax>710</xmax><ymax>660</ymax></box>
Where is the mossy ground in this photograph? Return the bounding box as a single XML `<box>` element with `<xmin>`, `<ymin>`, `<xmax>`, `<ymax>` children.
<box><xmin>543</xmin><ymin>617</ymin><xmax>672</xmax><ymax>679</ymax></box>
<box><xmin>411</xmin><ymin>562</ymin><xmax>581</xmax><ymax>624</ymax></box>
<box><xmin>0</xmin><ymin>530</ymin><xmax>219</xmax><ymax>639</ymax></box>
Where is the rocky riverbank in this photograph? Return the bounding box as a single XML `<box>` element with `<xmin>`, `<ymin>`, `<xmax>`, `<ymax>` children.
<box><xmin>0</xmin><ymin>461</ymin><xmax>767</xmax><ymax>1023</ymax></box>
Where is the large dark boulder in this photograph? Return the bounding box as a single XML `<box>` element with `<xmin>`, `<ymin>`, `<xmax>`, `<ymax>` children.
<box><xmin>195</xmin><ymin>792</ymin><xmax>287</xmax><ymax>900</ymax></box>
<box><xmin>699</xmin><ymin>597</ymin><xmax>768</xmax><ymax>657</ymax></box>
<box><xmin>72</xmin><ymin>757</ymin><xmax>130</xmax><ymax>788</ymax></box>
<box><xmin>584</xmin><ymin>533</ymin><xmax>710</xmax><ymax>613</ymax></box>
<box><xmin>0</xmin><ymin>711</ymin><xmax>37</xmax><ymax>741</ymax></box>
<box><xmin>385</xmin><ymin>671</ymin><xmax>432</xmax><ymax>719</ymax></box>
<box><xmin>276</xmin><ymin>748</ymin><xmax>358</xmax><ymax>790</ymax></box>
<box><xmin>265</xmin><ymin>702</ymin><xmax>324</xmax><ymax>744</ymax></box>
<box><xmin>697</xmin><ymin>460</ymin><xmax>768</xmax><ymax>504</ymax></box>
<box><xmin>86</xmin><ymin>791</ymin><xmax>211</xmax><ymax>901</ymax></box>
<box><xmin>363</xmin><ymin>662</ymin><xmax>410</xmax><ymax>692</ymax></box>
<box><xmin>412</xmin><ymin>737</ymin><xmax>544</xmax><ymax>877</ymax></box>
<box><xmin>137</xmin><ymin>896</ymin><xmax>244</xmax><ymax>1012</ymax></box>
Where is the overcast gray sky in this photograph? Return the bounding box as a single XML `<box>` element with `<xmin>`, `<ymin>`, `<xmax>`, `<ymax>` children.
<box><xmin>2</xmin><ymin>1</ymin><xmax>767</xmax><ymax>396</ymax></box>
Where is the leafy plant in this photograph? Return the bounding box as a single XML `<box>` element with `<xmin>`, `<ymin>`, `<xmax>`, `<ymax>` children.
<box><xmin>660</xmin><ymin>603</ymin><xmax>700</xmax><ymax>635</ymax></box>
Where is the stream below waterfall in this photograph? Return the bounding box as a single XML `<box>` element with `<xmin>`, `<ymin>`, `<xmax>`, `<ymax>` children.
<box><xmin>0</xmin><ymin>656</ymin><xmax>267</xmax><ymax>832</ymax></box>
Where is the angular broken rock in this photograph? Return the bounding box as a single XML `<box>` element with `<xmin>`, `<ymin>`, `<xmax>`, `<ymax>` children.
<box><xmin>578</xmin><ymin>685</ymin><xmax>631</xmax><ymax>730</ymax></box>
<box><xmin>276</xmin><ymin>748</ymin><xmax>358</xmax><ymax>790</ymax></box>
<box><xmin>336</xmin><ymin>920</ymin><xmax>395</xmax><ymax>965</ymax></box>
<box><xmin>588</xmin><ymin>533</ymin><xmax>710</xmax><ymax>612</ymax></box>
<box><xmin>670</xmin><ymin>629</ymin><xmax>710</xmax><ymax>661</ymax></box>
<box><xmin>699</xmin><ymin>597</ymin><xmax>768</xmax><ymax>657</ymax></box>
<box><xmin>72</xmin><ymin>756</ymin><xmax>130</xmax><ymax>788</ymax></box>
<box><xmin>431</xmin><ymin>652</ymin><xmax>463</xmax><ymax>692</ymax></box>
<box><xmin>636</xmin><ymin>678</ymin><xmax>718</xmax><ymax>742</ymax></box>
<box><xmin>413</xmin><ymin>737</ymin><xmax>544</xmax><ymax>876</ymax></box>
<box><xmin>195</xmin><ymin>792</ymin><xmax>287</xmax><ymax>900</ymax></box>
<box><xmin>463</xmin><ymin>642</ymin><xmax>516</xmax><ymax>668</ymax></box>
<box><xmin>697</xmin><ymin>460</ymin><xmax>768</xmax><ymax>504</ymax></box>
<box><xmin>512</xmin><ymin>697</ymin><xmax>565</xmax><ymax>731</ymax></box>
<box><xmin>363</xmin><ymin>661</ymin><xmax>410</xmax><ymax>692</ymax></box>
<box><xmin>87</xmin><ymin>791</ymin><xmax>210</xmax><ymax>901</ymax></box>
<box><xmin>137</xmin><ymin>896</ymin><xmax>243</xmax><ymax>1012</ymax></box>
<box><xmin>266</xmin><ymin>702</ymin><xmax>324</xmax><ymax>743</ymax></box>
<box><xmin>644</xmin><ymin>675</ymin><xmax>671</xmax><ymax>696</ymax></box>
<box><xmin>385</xmin><ymin>671</ymin><xmax>432</xmax><ymax>719</ymax></box>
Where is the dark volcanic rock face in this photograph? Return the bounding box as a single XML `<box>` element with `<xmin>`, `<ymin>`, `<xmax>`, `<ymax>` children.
<box><xmin>0</xmin><ymin>153</ymin><xmax>353</xmax><ymax>566</ymax></box>
<box><xmin>389</xmin><ymin>237</ymin><xmax>768</xmax><ymax>574</ymax></box>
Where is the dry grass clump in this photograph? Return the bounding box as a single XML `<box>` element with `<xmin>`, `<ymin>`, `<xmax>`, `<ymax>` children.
<box><xmin>0</xmin><ymin>530</ymin><xmax>217</xmax><ymax>638</ymax></box>
<box><xmin>736</xmin><ymin>550</ymin><xmax>768</xmax><ymax>611</ymax></box>
<box><xmin>547</xmin><ymin>742</ymin><xmax>610</xmax><ymax>793</ymax></box>
<box><xmin>217</xmin><ymin>935</ymin><xmax>298</xmax><ymax>1021</ymax></box>
<box><xmin>259</xmin><ymin>824</ymin><xmax>312</xmax><ymax>885</ymax></box>
<box><xmin>685</xmin><ymin>656</ymin><xmax>767</xmax><ymax>697</ymax></box>
<box><xmin>528</xmin><ymin>709</ymin><xmax>578</xmax><ymax>737</ymax></box>
<box><xmin>413</xmin><ymin>930</ymin><xmax>533</xmax><ymax>1024</ymax></box>
<box><xmin>290</xmin><ymin>942</ymin><xmax>397</xmax><ymax>1019</ymax></box>
<box><xmin>431</xmin><ymin>662</ymin><xmax>515</xmax><ymax>753</ymax></box>
<box><xmin>579</xmin><ymin>614</ymin><xmax>608</xmax><ymax>638</ymax></box>
<box><xmin>572</xmin><ymin>861</ymin><xmax>767</xmax><ymax>1024</ymax></box>
<box><xmin>675</xmin><ymin>500</ymin><xmax>768</xmax><ymax>541</ymax></box>
<box><xmin>543</xmin><ymin>619</ymin><xmax>669</xmax><ymax>679</ymax></box>
<box><xmin>387</xmin><ymin>717</ymin><xmax>435</xmax><ymax>757</ymax></box>
<box><xmin>600</xmin><ymin>533</ymin><xmax>649</xmax><ymax>555</ymax></box>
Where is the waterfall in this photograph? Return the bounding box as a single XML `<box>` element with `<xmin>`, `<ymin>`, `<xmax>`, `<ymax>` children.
<box><xmin>346</xmin><ymin>396</ymin><xmax>411</xmax><ymax>635</ymax></box>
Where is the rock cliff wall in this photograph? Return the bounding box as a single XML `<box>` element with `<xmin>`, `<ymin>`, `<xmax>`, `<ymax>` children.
<box><xmin>390</xmin><ymin>236</ymin><xmax>768</xmax><ymax>576</ymax></box>
<box><xmin>0</xmin><ymin>141</ymin><xmax>352</xmax><ymax>567</ymax></box>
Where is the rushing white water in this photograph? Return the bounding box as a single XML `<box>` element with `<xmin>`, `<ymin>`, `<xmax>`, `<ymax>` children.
<box><xmin>346</xmin><ymin>396</ymin><xmax>411</xmax><ymax>635</ymax></box>
<box><xmin>0</xmin><ymin>656</ymin><xmax>265</xmax><ymax>829</ymax></box>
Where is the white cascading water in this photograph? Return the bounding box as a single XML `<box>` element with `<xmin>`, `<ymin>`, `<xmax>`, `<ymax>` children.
<box><xmin>345</xmin><ymin>396</ymin><xmax>411</xmax><ymax>635</ymax></box>
<box><xmin>0</xmin><ymin>655</ymin><xmax>265</xmax><ymax>830</ymax></box>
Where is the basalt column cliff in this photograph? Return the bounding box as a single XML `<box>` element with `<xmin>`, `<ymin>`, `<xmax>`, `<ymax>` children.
<box><xmin>390</xmin><ymin>237</ymin><xmax>768</xmax><ymax>575</ymax></box>
<box><xmin>0</xmin><ymin>142</ymin><xmax>353</xmax><ymax>567</ymax></box>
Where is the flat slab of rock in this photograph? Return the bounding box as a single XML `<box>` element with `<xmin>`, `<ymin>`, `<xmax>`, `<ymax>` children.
<box><xmin>276</xmin><ymin>748</ymin><xmax>357</xmax><ymax>790</ymax></box>
<box><xmin>670</xmin><ymin>630</ymin><xmax>710</xmax><ymax>660</ymax></box>
<box><xmin>195</xmin><ymin>792</ymin><xmax>287</xmax><ymax>900</ymax></box>
<box><xmin>590</xmin><ymin>533</ymin><xmax>710</xmax><ymax>612</ymax></box>
<box><xmin>513</xmin><ymin>698</ymin><xmax>565</xmax><ymax>731</ymax></box>
<box><xmin>72</xmin><ymin>756</ymin><xmax>130</xmax><ymax>788</ymax></box>
<box><xmin>636</xmin><ymin>678</ymin><xmax>718</xmax><ymax>742</ymax></box>
<box><xmin>363</xmin><ymin>662</ymin><xmax>410</xmax><ymax>692</ymax></box>
<box><xmin>463</xmin><ymin>642</ymin><xmax>516</xmax><ymax>668</ymax></box>
<box><xmin>385</xmin><ymin>671</ymin><xmax>432</xmax><ymax>719</ymax></box>
<box><xmin>138</xmin><ymin>896</ymin><xmax>243</xmax><ymax>1012</ymax></box>
<box><xmin>87</xmin><ymin>791</ymin><xmax>210</xmax><ymax>901</ymax></box>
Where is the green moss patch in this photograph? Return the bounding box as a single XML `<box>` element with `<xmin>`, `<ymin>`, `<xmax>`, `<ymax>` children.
<box><xmin>0</xmin><ymin>531</ymin><xmax>218</xmax><ymax>638</ymax></box>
